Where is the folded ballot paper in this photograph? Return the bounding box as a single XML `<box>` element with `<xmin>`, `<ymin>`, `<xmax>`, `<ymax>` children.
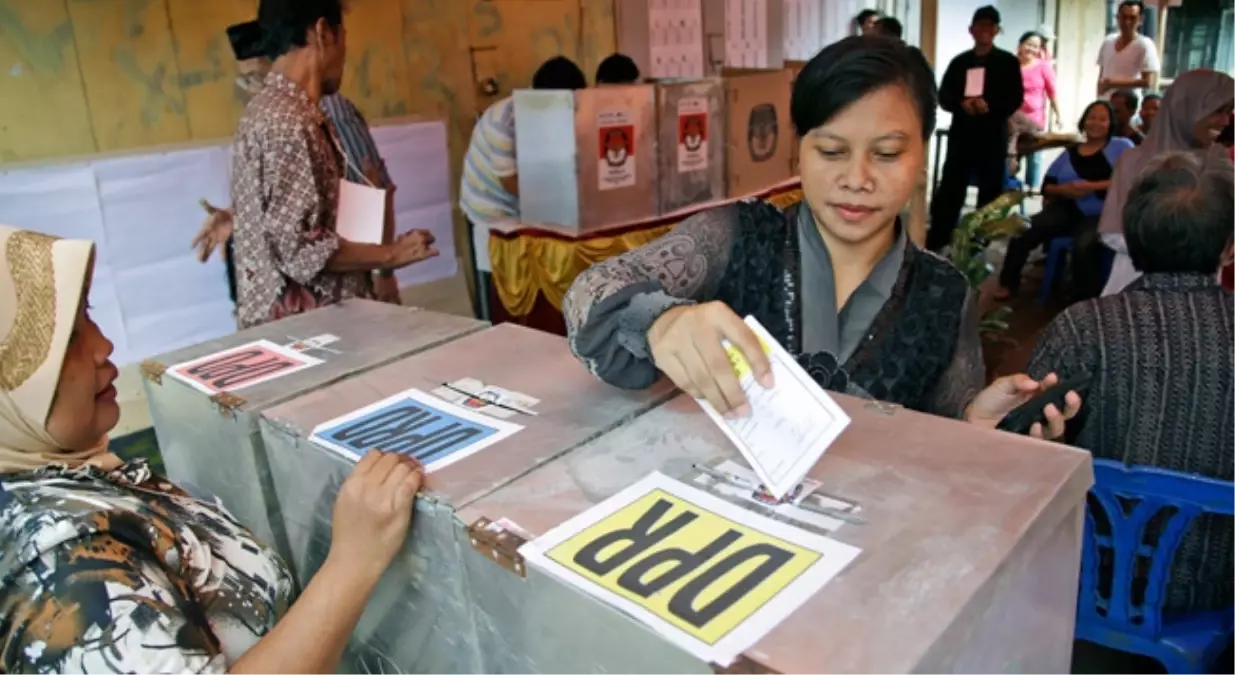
<box><xmin>695</xmin><ymin>316</ymin><xmax>851</xmax><ymax>500</ymax></box>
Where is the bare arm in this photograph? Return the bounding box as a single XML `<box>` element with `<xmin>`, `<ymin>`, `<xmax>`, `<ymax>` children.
<box><xmin>500</xmin><ymin>174</ymin><xmax>519</xmax><ymax>197</ymax></box>
<box><xmin>563</xmin><ymin>205</ymin><xmax>739</xmax><ymax>389</ymax></box>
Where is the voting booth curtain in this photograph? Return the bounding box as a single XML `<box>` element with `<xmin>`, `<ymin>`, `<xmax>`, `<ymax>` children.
<box><xmin>488</xmin><ymin>183</ymin><xmax>804</xmax><ymax>319</ymax></box>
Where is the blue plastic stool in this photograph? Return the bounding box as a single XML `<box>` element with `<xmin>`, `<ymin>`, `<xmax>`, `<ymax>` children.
<box><xmin>1077</xmin><ymin>460</ymin><xmax>1235</xmax><ymax>673</ymax></box>
<box><xmin>1038</xmin><ymin>237</ymin><xmax>1115</xmax><ymax>306</ymax></box>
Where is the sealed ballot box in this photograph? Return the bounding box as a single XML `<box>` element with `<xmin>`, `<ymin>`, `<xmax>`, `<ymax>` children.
<box><xmin>257</xmin><ymin>323</ymin><xmax>676</xmax><ymax>673</ymax></box>
<box><xmin>454</xmin><ymin>393</ymin><xmax>1094</xmax><ymax>673</ymax></box>
<box><xmin>655</xmin><ymin>78</ymin><xmax>728</xmax><ymax>213</ymax></box>
<box><xmin>514</xmin><ymin>85</ymin><xmax>659</xmax><ymax>232</ymax></box>
<box><xmin>140</xmin><ymin>300</ymin><xmax>486</xmax><ymax>569</ymax></box>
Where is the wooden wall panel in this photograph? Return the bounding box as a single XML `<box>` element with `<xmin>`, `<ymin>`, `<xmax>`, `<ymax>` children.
<box><xmin>469</xmin><ymin>0</ymin><xmax>581</xmax><ymax>104</ymax></box>
<box><xmin>0</xmin><ymin>0</ymin><xmax>96</xmax><ymax>161</ymax></box>
<box><xmin>66</xmin><ymin>0</ymin><xmax>191</xmax><ymax>152</ymax></box>
<box><xmin>165</xmin><ymin>0</ymin><xmax>254</xmax><ymax>142</ymax></box>
<box><xmin>341</xmin><ymin>0</ymin><xmax>414</xmax><ymax>120</ymax></box>
<box><xmin>580</xmin><ymin>0</ymin><xmax>616</xmax><ymax>80</ymax></box>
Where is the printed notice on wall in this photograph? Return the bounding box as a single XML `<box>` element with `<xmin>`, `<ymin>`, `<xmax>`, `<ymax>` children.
<box><xmin>598</xmin><ymin>110</ymin><xmax>636</xmax><ymax>191</ymax></box>
<box><xmin>520</xmin><ymin>472</ymin><xmax>860</xmax><ymax>666</ymax></box>
<box><xmin>677</xmin><ymin>98</ymin><xmax>709</xmax><ymax>174</ymax></box>
<box><xmin>167</xmin><ymin>339</ymin><xmax>324</xmax><ymax>395</ymax></box>
<box><xmin>309</xmin><ymin>388</ymin><xmax>523</xmax><ymax>471</ymax></box>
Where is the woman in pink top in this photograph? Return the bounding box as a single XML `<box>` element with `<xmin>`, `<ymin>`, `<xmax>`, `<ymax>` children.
<box><xmin>1018</xmin><ymin>31</ymin><xmax>1060</xmax><ymax>187</ymax></box>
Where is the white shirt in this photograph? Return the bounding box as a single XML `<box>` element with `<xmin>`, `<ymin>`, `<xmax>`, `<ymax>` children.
<box><xmin>1096</xmin><ymin>34</ymin><xmax>1160</xmax><ymax>99</ymax></box>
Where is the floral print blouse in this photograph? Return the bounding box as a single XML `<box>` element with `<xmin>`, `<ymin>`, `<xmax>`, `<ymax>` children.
<box><xmin>0</xmin><ymin>461</ymin><xmax>293</xmax><ymax>673</ymax></box>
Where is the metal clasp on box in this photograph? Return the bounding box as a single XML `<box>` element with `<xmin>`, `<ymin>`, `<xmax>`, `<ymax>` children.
<box><xmin>210</xmin><ymin>392</ymin><xmax>246</xmax><ymax>418</ymax></box>
<box><xmin>139</xmin><ymin>360</ymin><xmax>167</xmax><ymax>385</ymax></box>
<box><xmin>711</xmin><ymin>654</ymin><xmax>779</xmax><ymax>674</ymax></box>
<box><xmin>468</xmin><ymin>517</ymin><xmax>527</xmax><ymax>577</ymax></box>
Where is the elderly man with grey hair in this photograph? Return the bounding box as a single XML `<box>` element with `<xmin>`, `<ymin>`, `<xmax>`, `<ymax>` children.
<box><xmin>1026</xmin><ymin>150</ymin><xmax>1233</xmax><ymax>615</ymax></box>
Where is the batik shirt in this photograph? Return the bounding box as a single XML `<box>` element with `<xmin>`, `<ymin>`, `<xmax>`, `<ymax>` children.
<box><xmin>230</xmin><ymin>72</ymin><xmax>373</xmax><ymax>329</ymax></box>
<box><xmin>0</xmin><ymin>461</ymin><xmax>294</xmax><ymax>673</ymax></box>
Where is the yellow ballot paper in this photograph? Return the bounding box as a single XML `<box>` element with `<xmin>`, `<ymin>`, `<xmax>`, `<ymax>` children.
<box><xmin>697</xmin><ymin>315</ymin><xmax>851</xmax><ymax>501</ymax></box>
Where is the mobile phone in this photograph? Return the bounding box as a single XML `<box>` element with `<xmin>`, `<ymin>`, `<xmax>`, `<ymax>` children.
<box><xmin>995</xmin><ymin>372</ymin><xmax>1092</xmax><ymax>435</ymax></box>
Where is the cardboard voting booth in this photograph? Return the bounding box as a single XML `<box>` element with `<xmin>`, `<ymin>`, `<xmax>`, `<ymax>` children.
<box><xmin>141</xmin><ymin>300</ymin><xmax>486</xmax><ymax>567</ymax></box>
<box><xmin>515</xmin><ymin>85</ymin><xmax>660</xmax><ymax>231</ymax></box>
<box><xmin>723</xmin><ymin>69</ymin><xmax>794</xmax><ymax>197</ymax></box>
<box><xmin>656</xmin><ymin>78</ymin><xmax>728</xmax><ymax>213</ymax></box>
<box><xmin>257</xmin><ymin>323</ymin><xmax>676</xmax><ymax>672</ymax></box>
<box><xmin>454</xmin><ymin>393</ymin><xmax>1092</xmax><ymax>673</ymax></box>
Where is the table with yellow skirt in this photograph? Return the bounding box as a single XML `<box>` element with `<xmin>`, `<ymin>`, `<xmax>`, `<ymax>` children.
<box><xmin>487</xmin><ymin>179</ymin><xmax>803</xmax><ymax>335</ymax></box>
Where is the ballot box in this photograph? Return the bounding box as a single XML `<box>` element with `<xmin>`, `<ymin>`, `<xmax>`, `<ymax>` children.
<box><xmin>656</xmin><ymin>78</ymin><xmax>728</xmax><ymax>213</ymax></box>
<box><xmin>257</xmin><ymin>323</ymin><xmax>676</xmax><ymax>673</ymax></box>
<box><xmin>454</xmin><ymin>393</ymin><xmax>1094</xmax><ymax>673</ymax></box>
<box><xmin>515</xmin><ymin>85</ymin><xmax>659</xmax><ymax>231</ymax></box>
<box><xmin>140</xmin><ymin>300</ymin><xmax>486</xmax><ymax>568</ymax></box>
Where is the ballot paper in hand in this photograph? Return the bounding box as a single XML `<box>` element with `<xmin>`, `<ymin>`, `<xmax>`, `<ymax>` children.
<box><xmin>336</xmin><ymin>179</ymin><xmax>386</xmax><ymax>244</ymax></box>
<box><xmin>964</xmin><ymin>67</ymin><xmax>985</xmax><ymax>98</ymax></box>
<box><xmin>695</xmin><ymin>316</ymin><xmax>851</xmax><ymax>500</ymax></box>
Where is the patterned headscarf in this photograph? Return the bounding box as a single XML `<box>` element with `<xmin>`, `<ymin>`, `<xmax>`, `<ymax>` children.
<box><xmin>1100</xmin><ymin>69</ymin><xmax>1235</xmax><ymax>235</ymax></box>
<box><xmin>0</xmin><ymin>225</ymin><xmax>119</xmax><ymax>473</ymax></box>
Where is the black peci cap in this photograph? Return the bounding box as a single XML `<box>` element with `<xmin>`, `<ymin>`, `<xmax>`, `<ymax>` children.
<box><xmin>972</xmin><ymin>5</ymin><xmax>1001</xmax><ymax>25</ymax></box>
<box><xmin>226</xmin><ymin>21</ymin><xmax>266</xmax><ymax>61</ymax></box>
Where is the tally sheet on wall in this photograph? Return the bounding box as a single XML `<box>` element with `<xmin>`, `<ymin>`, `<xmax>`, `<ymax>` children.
<box><xmin>0</xmin><ymin>120</ymin><xmax>457</xmax><ymax>366</ymax></box>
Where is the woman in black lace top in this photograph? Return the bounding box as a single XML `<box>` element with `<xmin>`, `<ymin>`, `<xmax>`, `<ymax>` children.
<box><xmin>564</xmin><ymin>36</ymin><xmax>1080</xmax><ymax>435</ymax></box>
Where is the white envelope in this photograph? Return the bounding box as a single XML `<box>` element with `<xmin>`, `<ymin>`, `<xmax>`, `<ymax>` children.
<box><xmin>335</xmin><ymin>179</ymin><xmax>386</xmax><ymax>244</ymax></box>
<box><xmin>964</xmin><ymin>67</ymin><xmax>985</xmax><ymax>98</ymax></box>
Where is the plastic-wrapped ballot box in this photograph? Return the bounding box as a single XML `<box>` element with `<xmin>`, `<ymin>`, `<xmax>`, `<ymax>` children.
<box><xmin>140</xmin><ymin>300</ymin><xmax>486</xmax><ymax>569</ymax></box>
<box><xmin>257</xmin><ymin>323</ymin><xmax>676</xmax><ymax>673</ymax></box>
<box><xmin>454</xmin><ymin>393</ymin><xmax>1094</xmax><ymax>673</ymax></box>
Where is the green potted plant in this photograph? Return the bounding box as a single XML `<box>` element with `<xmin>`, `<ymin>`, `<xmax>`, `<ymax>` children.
<box><xmin>947</xmin><ymin>189</ymin><xmax>1028</xmax><ymax>337</ymax></box>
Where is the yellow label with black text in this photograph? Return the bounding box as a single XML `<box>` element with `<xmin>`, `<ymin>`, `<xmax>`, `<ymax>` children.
<box><xmin>545</xmin><ymin>488</ymin><xmax>821</xmax><ymax>646</ymax></box>
<box><xmin>724</xmin><ymin>337</ymin><xmax>772</xmax><ymax>381</ymax></box>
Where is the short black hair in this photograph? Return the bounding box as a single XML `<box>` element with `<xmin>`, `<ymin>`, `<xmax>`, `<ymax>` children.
<box><xmin>1078</xmin><ymin>99</ymin><xmax>1117</xmax><ymax>141</ymax></box>
<box><xmin>1019</xmin><ymin>30</ymin><xmax>1043</xmax><ymax>46</ymax></box>
<box><xmin>595</xmin><ymin>53</ymin><xmax>640</xmax><ymax>84</ymax></box>
<box><xmin>532</xmin><ymin>56</ymin><xmax>587</xmax><ymax>90</ymax></box>
<box><xmin>1118</xmin><ymin>0</ymin><xmax>1146</xmax><ymax>16</ymax></box>
<box><xmin>1125</xmin><ymin>152</ymin><xmax>1233</xmax><ymax>275</ymax></box>
<box><xmin>873</xmin><ymin>17</ymin><xmax>903</xmax><ymax>39</ymax></box>
<box><xmin>855</xmin><ymin>9</ymin><xmax>880</xmax><ymax>27</ymax></box>
<box><xmin>258</xmin><ymin>0</ymin><xmax>343</xmax><ymax>59</ymax></box>
<box><xmin>791</xmin><ymin>35</ymin><xmax>936</xmax><ymax>141</ymax></box>
<box><xmin>972</xmin><ymin>5</ymin><xmax>1001</xmax><ymax>25</ymax></box>
<box><xmin>226</xmin><ymin>21</ymin><xmax>267</xmax><ymax>61</ymax></box>
<box><xmin>1110</xmin><ymin>88</ymin><xmax>1141</xmax><ymax>111</ymax></box>
<box><xmin>1141</xmin><ymin>92</ymin><xmax>1162</xmax><ymax>106</ymax></box>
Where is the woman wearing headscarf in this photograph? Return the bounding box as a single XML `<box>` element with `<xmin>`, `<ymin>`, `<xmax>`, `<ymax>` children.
<box><xmin>1099</xmin><ymin>68</ymin><xmax>1235</xmax><ymax>296</ymax></box>
<box><xmin>0</xmin><ymin>224</ymin><xmax>423</xmax><ymax>673</ymax></box>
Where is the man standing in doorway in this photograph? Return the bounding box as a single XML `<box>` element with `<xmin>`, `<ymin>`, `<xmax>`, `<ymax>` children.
<box><xmin>928</xmin><ymin>6</ymin><xmax>1023</xmax><ymax>252</ymax></box>
<box><xmin>1096</xmin><ymin>0</ymin><xmax>1160</xmax><ymax>100</ymax></box>
<box><xmin>227</xmin><ymin>0</ymin><xmax>436</xmax><ymax>329</ymax></box>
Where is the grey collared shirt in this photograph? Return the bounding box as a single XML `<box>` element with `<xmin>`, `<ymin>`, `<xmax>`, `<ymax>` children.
<box><xmin>798</xmin><ymin>206</ymin><xmax>907</xmax><ymax>360</ymax></box>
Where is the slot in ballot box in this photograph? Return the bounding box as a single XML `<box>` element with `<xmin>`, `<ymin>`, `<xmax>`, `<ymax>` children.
<box><xmin>455</xmin><ymin>393</ymin><xmax>1094</xmax><ymax>673</ymax></box>
<box><xmin>257</xmin><ymin>323</ymin><xmax>676</xmax><ymax>673</ymax></box>
<box><xmin>140</xmin><ymin>300</ymin><xmax>487</xmax><ymax>569</ymax></box>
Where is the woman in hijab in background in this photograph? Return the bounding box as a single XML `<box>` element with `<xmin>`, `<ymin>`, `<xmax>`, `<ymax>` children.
<box><xmin>0</xmin><ymin>227</ymin><xmax>422</xmax><ymax>673</ymax></box>
<box><xmin>1099</xmin><ymin>68</ymin><xmax>1235</xmax><ymax>295</ymax></box>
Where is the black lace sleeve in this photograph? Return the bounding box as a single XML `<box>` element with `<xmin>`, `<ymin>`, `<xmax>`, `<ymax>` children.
<box><xmin>562</xmin><ymin>205</ymin><xmax>739</xmax><ymax>389</ymax></box>
<box><xmin>925</xmin><ymin>288</ymin><xmax>987</xmax><ymax>418</ymax></box>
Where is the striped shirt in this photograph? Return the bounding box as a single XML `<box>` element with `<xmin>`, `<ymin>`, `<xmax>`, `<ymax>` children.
<box><xmin>460</xmin><ymin>96</ymin><xmax>519</xmax><ymax>227</ymax></box>
<box><xmin>320</xmin><ymin>94</ymin><xmax>393</xmax><ymax>189</ymax></box>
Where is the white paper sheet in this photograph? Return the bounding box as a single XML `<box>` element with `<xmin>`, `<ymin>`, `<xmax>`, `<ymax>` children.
<box><xmin>370</xmin><ymin>122</ymin><xmax>459</xmax><ymax>287</ymax></box>
<box><xmin>336</xmin><ymin>179</ymin><xmax>387</xmax><ymax>245</ymax></box>
<box><xmin>697</xmin><ymin>315</ymin><xmax>851</xmax><ymax>500</ymax></box>
<box><xmin>519</xmin><ymin>471</ymin><xmax>861</xmax><ymax>667</ymax></box>
<box><xmin>964</xmin><ymin>67</ymin><xmax>986</xmax><ymax>98</ymax></box>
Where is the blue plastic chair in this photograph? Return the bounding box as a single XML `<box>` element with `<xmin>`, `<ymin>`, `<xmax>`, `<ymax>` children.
<box><xmin>1076</xmin><ymin>460</ymin><xmax>1235</xmax><ymax>673</ymax></box>
<box><xmin>1037</xmin><ymin>237</ymin><xmax>1116</xmax><ymax>306</ymax></box>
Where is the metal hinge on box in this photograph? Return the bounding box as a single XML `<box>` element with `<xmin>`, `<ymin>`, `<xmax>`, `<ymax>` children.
<box><xmin>210</xmin><ymin>392</ymin><xmax>246</xmax><ymax>418</ymax></box>
<box><xmin>467</xmin><ymin>517</ymin><xmax>527</xmax><ymax>577</ymax></box>
<box><xmin>711</xmin><ymin>654</ymin><xmax>779</xmax><ymax>674</ymax></box>
<box><xmin>139</xmin><ymin>360</ymin><xmax>167</xmax><ymax>385</ymax></box>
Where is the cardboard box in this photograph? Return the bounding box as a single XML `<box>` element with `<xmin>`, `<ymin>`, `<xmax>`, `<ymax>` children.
<box><xmin>656</xmin><ymin>78</ymin><xmax>727</xmax><ymax>213</ymax></box>
<box><xmin>455</xmin><ymin>393</ymin><xmax>1093</xmax><ymax>672</ymax></box>
<box><xmin>617</xmin><ymin>0</ymin><xmax>706</xmax><ymax>80</ymax></box>
<box><xmin>258</xmin><ymin>323</ymin><xmax>675</xmax><ymax>672</ymax></box>
<box><xmin>515</xmin><ymin>85</ymin><xmax>659</xmax><ymax>231</ymax></box>
<box><xmin>723</xmin><ymin>68</ymin><xmax>793</xmax><ymax>197</ymax></box>
<box><xmin>140</xmin><ymin>300</ymin><xmax>486</xmax><ymax>568</ymax></box>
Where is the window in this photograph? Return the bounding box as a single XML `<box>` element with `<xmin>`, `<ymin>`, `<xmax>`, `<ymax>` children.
<box><xmin>1161</xmin><ymin>0</ymin><xmax>1235</xmax><ymax>80</ymax></box>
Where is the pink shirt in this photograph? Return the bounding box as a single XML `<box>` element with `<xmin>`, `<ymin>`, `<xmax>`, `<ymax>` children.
<box><xmin>1019</xmin><ymin>59</ymin><xmax>1057</xmax><ymax>129</ymax></box>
